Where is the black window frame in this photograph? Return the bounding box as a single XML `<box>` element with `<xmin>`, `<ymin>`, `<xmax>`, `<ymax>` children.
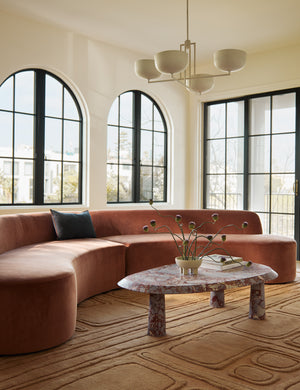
<box><xmin>0</xmin><ymin>68</ymin><xmax>83</xmax><ymax>206</ymax></box>
<box><xmin>107</xmin><ymin>90</ymin><xmax>168</xmax><ymax>204</ymax></box>
<box><xmin>203</xmin><ymin>87</ymin><xmax>300</xmax><ymax>242</ymax></box>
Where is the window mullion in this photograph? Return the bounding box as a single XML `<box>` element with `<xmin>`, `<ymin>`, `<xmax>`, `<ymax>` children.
<box><xmin>11</xmin><ymin>75</ymin><xmax>16</xmax><ymax>203</ymax></box>
<box><xmin>203</xmin><ymin>105</ymin><xmax>208</xmax><ymax>208</ymax></box>
<box><xmin>117</xmin><ymin>96</ymin><xmax>120</xmax><ymax>202</ymax></box>
<box><xmin>134</xmin><ymin>92</ymin><xmax>141</xmax><ymax>203</ymax></box>
<box><xmin>224</xmin><ymin>104</ymin><xmax>227</xmax><ymax>209</ymax></box>
<box><xmin>294</xmin><ymin>89</ymin><xmax>300</xmax><ymax>258</ymax></box>
<box><xmin>269</xmin><ymin>96</ymin><xmax>273</xmax><ymax>233</ymax></box>
<box><xmin>78</xmin><ymin>117</ymin><xmax>83</xmax><ymax>204</ymax></box>
<box><xmin>151</xmin><ymin>104</ymin><xmax>154</xmax><ymax>200</ymax></box>
<box><xmin>244</xmin><ymin>99</ymin><xmax>249</xmax><ymax>210</ymax></box>
<box><xmin>61</xmin><ymin>87</ymin><xmax>65</xmax><ymax>203</ymax></box>
<box><xmin>34</xmin><ymin>70</ymin><xmax>46</xmax><ymax>205</ymax></box>
<box><xmin>163</xmin><ymin>126</ymin><xmax>168</xmax><ymax>202</ymax></box>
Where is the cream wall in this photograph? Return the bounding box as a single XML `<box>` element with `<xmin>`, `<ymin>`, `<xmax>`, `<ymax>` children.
<box><xmin>1</xmin><ymin>9</ymin><xmax>299</xmax><ymax>214</ymax></box>
<box><xmin>0</xmin><ymin>10</ymin><xmax>189</xmax><ymax>214</ymax></box>
<box><xmin>186</xmin><ymin>43</ymin><xmax>300</xmax><ymax>208</ymax></box>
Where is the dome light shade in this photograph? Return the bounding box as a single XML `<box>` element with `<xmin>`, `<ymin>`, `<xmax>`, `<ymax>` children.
<box><xmin>214</xmin><ymin>49</ymin><xmax>246</xmax><ymax>72</ymax></box>
<box><xmin>154</xmin><ymin>50</ymin><xmax>188</xmax><ymax>75</ymax></box>
<box><xmin>134</xmin><ymin>59</ymin><xmax>161</xmax><ymax>81</ymax></box>
<box><xmin>188</xmin><ymin>74</ymin><xmax>215</xmax><ymax>94</ymax></box>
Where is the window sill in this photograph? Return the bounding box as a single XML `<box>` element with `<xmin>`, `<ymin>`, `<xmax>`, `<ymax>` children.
<box><xmin>0</xmin><ymin>204</ymin><xmax>87</xmax><ymax>214</ymax></box>
<box><xmin>106</xmin><ymin>202</ymin><xmax>174</xmax><ymax>210</ymax></box>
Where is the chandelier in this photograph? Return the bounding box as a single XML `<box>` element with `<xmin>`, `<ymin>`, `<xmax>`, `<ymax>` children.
<box><xmin>134</xmin><ymin>0</ymin><xmax>246</xmax><ymax>94</ymax></box>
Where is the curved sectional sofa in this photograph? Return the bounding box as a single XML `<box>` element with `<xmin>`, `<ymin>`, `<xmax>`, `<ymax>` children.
<box><xmin>0</xmin><ymin>209</ymin><xmax>296</xmax><ymax>355</ymax></box>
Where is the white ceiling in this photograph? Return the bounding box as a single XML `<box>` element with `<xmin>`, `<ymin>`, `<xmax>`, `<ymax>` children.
<box><xmin>0</xmin><ymin>0</ymin><xmax>300</xmax><ymax>64</ymax></box>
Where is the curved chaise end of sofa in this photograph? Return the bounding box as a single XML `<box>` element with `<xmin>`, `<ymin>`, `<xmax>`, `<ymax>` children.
<box><xmin>0</xmin><ymin>271</ymin><xmax>77</xmax><ymax>355</ymax></box>
<box><xmin>256</xmin><ymin>235</ymin><xmax>297</xmax><ymax>284</ymax></box>
<box><xmin>0</xmin><ymin>235</ymin><xmax>126</xmax><ymax>355</ymax></box>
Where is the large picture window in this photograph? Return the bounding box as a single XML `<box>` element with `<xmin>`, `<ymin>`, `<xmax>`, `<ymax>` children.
<box><xmin>0</xmin><ymin>69</ymin><xmax>83</xmax><ymax>205</ymax></box>
<box><xmin>107</xmin><ymin>90</ymin><xmax>167</xmax><ymax>203</ymax></box>
<box><xmin>204</xmin><ymin>88</ymin><xmax>299</xmax><ymax>241</ymax></box>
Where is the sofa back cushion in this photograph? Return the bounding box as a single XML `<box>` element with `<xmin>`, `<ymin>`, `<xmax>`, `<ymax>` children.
<box><xmin>0</xmin><ymin>213</ymin><xmax>56</xmax><ymax>254</ymax></box>
<box><xmin>0</xmin><ymin>208</ymin><xmax>262</xmax><ymax>254</ymax></box>
<box><xmin>90</xmin><ymin>209</ymin><xmax>263</xmax><ymax>237</ymax></box>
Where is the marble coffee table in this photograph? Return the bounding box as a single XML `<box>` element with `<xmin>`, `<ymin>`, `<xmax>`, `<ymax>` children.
<box><xmin>118</xmin><ymin>263</ymin><xmax>278</xmax><ymax>337</ymax></box>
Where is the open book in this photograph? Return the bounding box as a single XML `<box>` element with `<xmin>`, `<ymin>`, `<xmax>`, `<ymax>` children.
<box><xmin>201</xmin><ymin>254</ymin><xmax>245</xmax><ymax>270</ymax></box>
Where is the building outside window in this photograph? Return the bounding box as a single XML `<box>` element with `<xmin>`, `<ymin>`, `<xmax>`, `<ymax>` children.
<box><xmin>107</xmin><ymin>90</ymin><xmax>167</xmax><ymax>203</ymax></box>
<box><xmin>0</xmin><ymin>69</ymin><xmax>83</xmax><ymax>205</ymax></box>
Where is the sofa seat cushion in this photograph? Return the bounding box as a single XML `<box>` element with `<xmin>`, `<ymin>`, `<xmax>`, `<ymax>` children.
<box><xmin>212</xmin><ymin>234</ymin><xmax>296</xmax><ymax>283</ymax></box>
<box><xmin>105</xmin><ymin>233</ymin><xmax>179</xmax><ymax>274</ymax></box>
<box><xmin>0</xmin><ymin>238</ymin><xmax>126</xmax><ymax>355</ymax></box>
<box><xmin>105</xmin><ymin>233</ymin><xmax>296</xmax><ymax>283</ymax></box>
<box><xmin>0</xmin><ymin>238</ymin><xmax>125</xmax><ymax>295</ymax></box>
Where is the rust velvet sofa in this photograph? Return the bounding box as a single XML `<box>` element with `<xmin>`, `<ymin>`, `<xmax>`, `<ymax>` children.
<box><xmin>0</xmin><ymin>209</ymin><xmax>296</xmax><ymax>355</ymax></box>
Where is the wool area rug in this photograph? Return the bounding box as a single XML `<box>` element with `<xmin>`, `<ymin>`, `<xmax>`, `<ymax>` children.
<box><xmin>0</xmin><ymin>270</ymin><xmax>300</xmax><ymax>390</ymax></box>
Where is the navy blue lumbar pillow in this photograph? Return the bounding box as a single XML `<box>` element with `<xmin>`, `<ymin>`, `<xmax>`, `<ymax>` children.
<box><xmin>50</xmin><ymin>209</ymin><xmax>96</xmax><ymax>240</ymax></box>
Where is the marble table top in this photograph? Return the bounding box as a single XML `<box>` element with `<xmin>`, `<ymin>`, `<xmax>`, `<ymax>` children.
<box><xmin>118</xmin><ymin>263</ymin><xmax>278</xmax><ymax>294</ymax></box>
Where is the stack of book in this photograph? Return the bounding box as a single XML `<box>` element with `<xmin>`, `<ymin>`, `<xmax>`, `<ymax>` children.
<box><xmin>201</xmin><ymin>254</ymin><xmax>245</xmax><ymax>271</ymax></box>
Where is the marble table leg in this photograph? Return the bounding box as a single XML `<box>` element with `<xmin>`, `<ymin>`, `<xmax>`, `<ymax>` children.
<box><xmin>148</xmin><ymin>293</ymin><xmax>166</xmax><ymax>337</ymax></box>
<box><xmin>210</xmin><ymin>290</ymin><xmax>225</xmax><ymax>308</ymax></box>
<box><xmin>249</xmin><ymin>282</ymin><xmax>265</xmax><ymax>320</ymax></box>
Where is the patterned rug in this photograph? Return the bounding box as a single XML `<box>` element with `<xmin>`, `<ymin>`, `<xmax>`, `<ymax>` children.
<box><xmin>1</xmin><ymin>270</ymin><xmax>300</xmax><ymax>390</ymax></box>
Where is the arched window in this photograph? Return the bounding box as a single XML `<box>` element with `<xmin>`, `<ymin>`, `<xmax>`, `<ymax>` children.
<box><xmin>107</xmin><ymin>90</ymin><xmax>167</xmax><ymax>203</ymax></box>
<box><xmin>0</xmin><ymin>69</ymin><xmax>83</xmax><ymax>205</ymax></box>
